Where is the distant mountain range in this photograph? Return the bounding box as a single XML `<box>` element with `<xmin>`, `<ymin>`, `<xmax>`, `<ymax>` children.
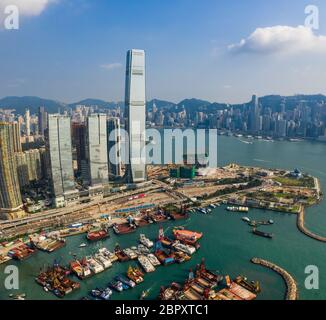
<box><xmin>0</xmin><ymin>94</ymin><xmax>325</xmax><ymax>115</ymax></box>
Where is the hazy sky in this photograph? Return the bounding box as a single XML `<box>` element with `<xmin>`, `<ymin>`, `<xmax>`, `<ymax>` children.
<box><xmin>1</xmin><ymin>0</ymin><xmax>326</xmax><ymax>104</ymax></box>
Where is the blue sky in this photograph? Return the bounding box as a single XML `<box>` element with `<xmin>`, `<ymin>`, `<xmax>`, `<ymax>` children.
<box><xmin>0</xmin><ymin>0</ymin><xmax>326</xmax><ymax>103</ymax></box>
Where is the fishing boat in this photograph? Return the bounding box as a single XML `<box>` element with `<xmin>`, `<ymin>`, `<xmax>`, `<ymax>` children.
<box><xmin>173</xmin><ymin>250</ymin><xmax>191</xmax><ymax>264</ymax></box>
<box><xmin>159</xmin><ymin>283</ymin><xmax>182</xmax><ymax>300</ymax></box>
<box><xmin>91</xmin><ymin>288</ymin><xmax>102</xmax><ymax>298</ymax></box>
<box><xmin>140</xmin><ymin>289</ymin><xmax>150</xmax><ymax>300</ymax></box>
<box><xmin>108</xmin><ymin>280</ymin><xmax>124</xmax><ymax>292</ymax></box>
<box><xmin>158</xmin><ymin>227</ymin><xmax>173</xmax><ymax>247</ymax></box>
<box><xmin>116</xmin><ymin>274</ymin><xmax>136</xmax><ymax>288</ymax></box>
<box><xmin>124</xmin><ymin>248</ymin><xmax>138</xmax><ymax>260</ymax></box>
<box><xmin>70</xmin><ymin>259</ymin><xmax>92</xmax><ymax>280</ymax></box>
<box><xmin>115</xmin><ymin>245</ymin><xmax>130</xmax><ymax>262</ymax></box>
<box><xmin>127</xmin><ymin>266</ymin><xmax>144</xmax><ymax>284</ymax></box>
<box><xmin>138</xmin><ymin>255</ymin><xmax>156</xmax><ymax>273</ymax></box>
<box><xmin>94</xmin><ymin>253</ymin><xmax>112</xmax><ymax>269</ymax></box>
<box><xmin>86</xmin><ymin>256</ymin><xmax>104</xmax><ymax>274</ymax></box>
<box><xmin>172</xmin><ymin>241</ymin><xmax>196</xmax><ymax>255</ymax></box>
<box><xmin>99</xmin><ymin>248</ymin><xmax>119</xmax><ymax>263</ymax></box>
<box><xmin>100</xmin><ymin>287</ymin><xmax>113</xmax><ymax>300</ymax></box>
<box><xmin>137</xmin><ymin>244</ymin><xmax>150</xmax><ymax>254</ymax></box>
<box><xmin>139</xmin><ymin>234</ymin><xmax>154</xmax><ymax>248</ymax></box>
<box><xmin>147</xmin><ymin>253</ymin><xmax>161</xmax><ymax>266</ymax></box>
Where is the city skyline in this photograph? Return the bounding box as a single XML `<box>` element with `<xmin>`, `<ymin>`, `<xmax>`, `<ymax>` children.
<box><xmin>1</xmin><ymin>0</ymin><xmax>326</xmax><ymax>104</ymax></box>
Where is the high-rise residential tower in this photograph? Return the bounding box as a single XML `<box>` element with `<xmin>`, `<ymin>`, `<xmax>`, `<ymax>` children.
<box><xmin>47</xmin><ymin>114</ymin><xmax>78</xmax><ymax>207</ymax></box>
<box><xmin>0</xmin><ymin>122</ymin><xmax>24</xmax><ymax>219</ymax></box>
<box><xmin>107</xmin><ymin>117</ymin><xmax>122</xmax><ymax>177</ymax></box>
<box><xmin>125</xmin><ymin>49</ymin><xmax>147</xmax><ymax>183</ymax></box>
<box><xmin>25</xmin><ymin>108</ymin><xmax>31</xmax><ymax>137</ymax></box>
<box><xmin>38</xmin><ymin>106</ymin><xmax>48</xmax><ymax>136</ymax></box>
<box><xmin>86</xmin><ymin>114</ymin><xmax>109</xmax><ymax>190</ymax></box>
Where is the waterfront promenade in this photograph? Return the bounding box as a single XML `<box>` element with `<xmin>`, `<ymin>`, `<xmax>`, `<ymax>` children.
<box><xmin>251</xmin><ymin>258</ymin><xmax>297</xmax><ymax>300</ymax></box>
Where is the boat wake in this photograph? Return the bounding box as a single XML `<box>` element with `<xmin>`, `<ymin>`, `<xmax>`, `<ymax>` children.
<box><xmin>239</xmin><ymin>139</ymin><xmax>253</xmax><ymax>145</ymax></box>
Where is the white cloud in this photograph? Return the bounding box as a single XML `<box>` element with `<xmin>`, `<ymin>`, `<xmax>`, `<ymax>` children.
<box><xmin>100</xmin><ymin>63</ymin><xmax>123</xmax><ymax>71</ymax></box>
<box><xmin>228</xmin><ymin>25</ymin><xmax>326</xmax><ymax>55</ymax></box>
<box><xmin>0</xmin><ymin>0</ymin><xmax>57</xmax><ymax>16</ymax></box>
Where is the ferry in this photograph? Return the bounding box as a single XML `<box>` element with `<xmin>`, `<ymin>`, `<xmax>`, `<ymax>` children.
<box><xmin>173</xmin><ymin>228</ymin><xmax>203</xmax><ymax>245</ymax></box>
<box><xmin>147</xmin><ymin>253</ymin><xmax>161</xmax><ymax>266</ymax></box>
<box><xmin>139</xmin><ymin>234</ymin><xmax>154</xmax><ymax>248</ymax></box>
<box><xmin>138</xmin><ymin>255</ymin><xmax>156</xmax><ymax>273</ymax></box>
<box><xmin>116</xmin><ymin>274</ymin><xmax>136</xmax><ymax>288</ymax></box>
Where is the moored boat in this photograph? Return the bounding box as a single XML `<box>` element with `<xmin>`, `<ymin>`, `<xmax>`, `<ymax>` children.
<box><xmin>86</xmin><ymin>228</ymin><xmax>109</xmax><ymax>241</ymax></box>
<box><xmin>138</xmin><ymin>255</ymin><xmax>156</xmax><ymax>273</ymax></box>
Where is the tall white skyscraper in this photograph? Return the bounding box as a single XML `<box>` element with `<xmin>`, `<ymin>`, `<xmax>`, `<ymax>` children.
<box><xmin>125</xmin><ymin>49</ymin><xmax>147</xmax><ymax>183</ymax></box>
<box><xmin>47</xmin><ymin>114</ymin><xmax>78</xmax><ymax>207</ymax></box>
<box><xmin>86</xmin><ymin>114</ymin><xmax>109</xmax><ymax>188</ymax></box>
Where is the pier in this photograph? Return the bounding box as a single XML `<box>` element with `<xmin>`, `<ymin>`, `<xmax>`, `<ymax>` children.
<box><xmin>251</xmin><ymin>258</ymin><xmax>297</xmax><ymax>300</ymax></box>
<box><xmin>297</xmin><ymin>206</ymin><xmax>326</xmax><ymax>242</ymax></box>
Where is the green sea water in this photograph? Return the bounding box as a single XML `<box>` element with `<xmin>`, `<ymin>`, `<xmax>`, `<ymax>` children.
<box><xmin>0</xmin><ymin>135</ymin><xmax>326</xmax><ymax>300</ymax></box>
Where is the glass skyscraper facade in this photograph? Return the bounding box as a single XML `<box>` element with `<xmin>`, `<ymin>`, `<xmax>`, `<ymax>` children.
<box><xmin>86</xmin><ymin>114</ymin><xmax>108</xmax><ymax>187</ymax></box>
<box><xmin>125</xmin><ymin>49</ymin><xmax>147</xmax><ymax>183</ymax></box>
<box><xmin>47</xmin><ymin>114</ymin><xmax>77</xmax><ymax>207</ymax></box>
<box><xmin>107</xmin><ymin>117</ymin><xmax>122</xmax><ymax>177</ymax></box>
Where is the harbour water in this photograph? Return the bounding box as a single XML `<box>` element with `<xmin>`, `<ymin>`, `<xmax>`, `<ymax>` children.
<box><xmin>0</xmin><ymin>135</ymin><xmax>326</xmax><ymax>300</ymax></box>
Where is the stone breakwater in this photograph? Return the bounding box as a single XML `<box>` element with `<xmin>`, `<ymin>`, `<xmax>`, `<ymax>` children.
<box><xmin>251</xmin><ymin>258</ymin><xmax>298</xmax><ymax>300</ymax></box>
<box><xmin>297</xmin><ymin>206</ymin><xmax>326</xmax><ymax>243</ymax></box>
